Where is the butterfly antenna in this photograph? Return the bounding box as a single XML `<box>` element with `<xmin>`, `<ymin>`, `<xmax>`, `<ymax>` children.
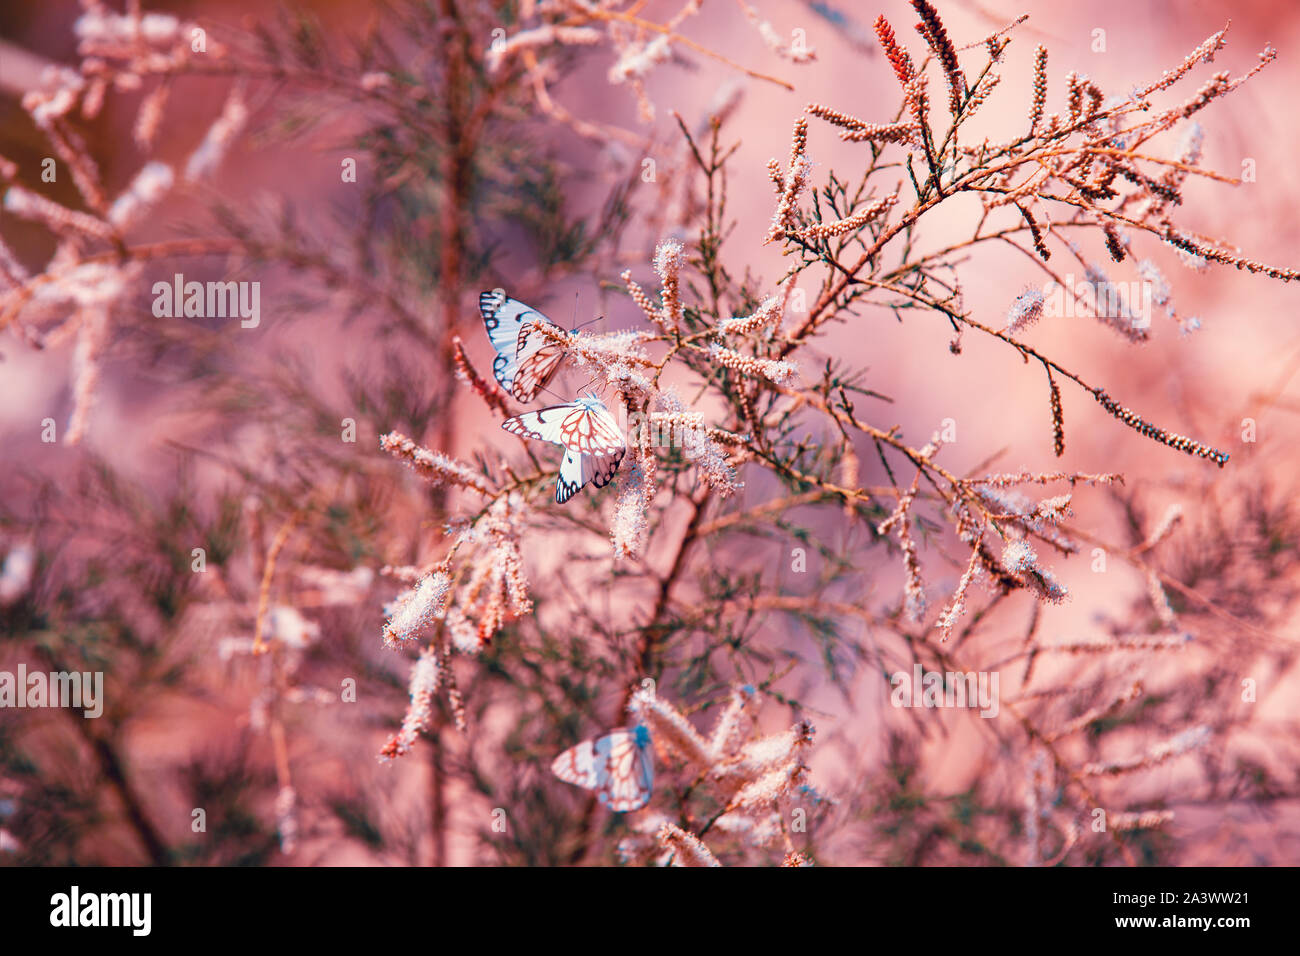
<box><xmin>572</xmin><ymin>314</ymin><xmax>604</xmax><ymax>333</ymax></box>
<box><xmin>538</xmin><ymin>383</ymin><xmax>569</xmax><ymax>403</ymax></box>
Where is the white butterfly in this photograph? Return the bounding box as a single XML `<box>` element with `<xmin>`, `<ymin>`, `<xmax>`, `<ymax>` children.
<box><xmin>551</xmin><ymin>724</ymin><xmax>654</xmax><ymax>812</ymax></box>
<box><xmin>502</xmin><ymin>394</ymin><xmax>626</xmax><ymax>503</ymax></box>
<box><xmin>479</xmin><ymin>290</ymin><xmax>567</xmax><ymax>403</ymax></box>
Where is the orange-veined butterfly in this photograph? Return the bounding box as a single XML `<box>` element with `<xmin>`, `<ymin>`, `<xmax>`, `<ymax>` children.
<box><xmin>551</xmin><ymin>724</ymin><xmax>654</xmax><ymax>812</ymax></box>
<box><xmin>479</xmin><ymin>290</ymin><xmax>567</xmax><ymax>403</ymax></box>
<box><xmin>502</xmin><ymin>394</ymin><xmax>626</xmax><ymax>503</ymax></box>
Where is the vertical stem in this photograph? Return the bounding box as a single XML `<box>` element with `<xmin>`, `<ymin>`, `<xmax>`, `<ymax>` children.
<box><xmin>38</xmin><ymin>646</ymin><xmax>170</xmax><ymax>865</ymax></box>
<box><xmin>429</xmin><ymin>0</ymin><xmax>473</xmax><ymax>868</ymax></box>
<box><xmin>89</xmin><ymin>733</ymin><xmax>171</xmax><ymax>866</ymax></box>
<box><xmin>434</xmin><ymin>0</ymin><xmax>472</xmax><ymax>459</ymax></box>
<box><xmin>431</xmin><ymin>729</ymin><xmax>447</xmax><ymax>866</ymax></box>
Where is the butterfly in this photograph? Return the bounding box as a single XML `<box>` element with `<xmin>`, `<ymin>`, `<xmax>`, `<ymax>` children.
<box><xmin>479</xmin><ymin>290</ymin><xmax>567</xmax><ymax>403</ymax></box>
<box><xmin>502</xmin><ymin>394</ymin><xmax>626</xmax><ymax>503</ymax></box>
<box><xmin>551</xmin><ymin>724</ymin><xmax>654</xmax><ymax>812</ymax></box>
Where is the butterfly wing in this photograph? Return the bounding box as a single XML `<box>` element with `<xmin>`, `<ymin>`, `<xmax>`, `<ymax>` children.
<box><xmin>558</xmin><ymin>401</ymin><xmax>626</xmax><ymax>458</ymax></box>
<box><xmin>512</xmin><ymin>321</ymin><xmax>566</xmax><ymax>403</ymax></box>
<box><xmin>480</xmin><ymin>291</ymin><xmax>558</xmax><ymax>396</ymax></box>
<box><xmin>555</xmin><ymin>449</ymin><xmax>585</xmax><ymax>505</ymax></box>
<box><xmin>593</xmin><ymin>727</ymin><xmax>654</xmax><ymax>812</ymax></box>
<box><xmin>502</xmin><ymin>404</ymin><xmax>574</xmax><ymax>445</ymax></box>
<box><xmin>504</xmin><ymin>400</ymin><xmax>625</xmax><ymax>455</ymax></box>
<box><xmin>551</xmin><ymin>738</ymin><xmax>601</xmax><ymax>789</ymax></box>
<box><xmin>555</xmin><ymin>448</ymin><xmax>625</xmax><ymax>504</ymax></box>
<box><xmin>588</xmin><ymin>448</ymin><xmax>624</xmax><ymax>489</ymax></box>
<box><xmin>552</xmin><ymin>726</ymin><xmax>653</xmax><ymax>812</ymax></box>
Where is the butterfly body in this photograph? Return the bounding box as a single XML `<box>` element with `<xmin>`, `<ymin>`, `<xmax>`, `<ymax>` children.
<box><xmin>551</xmin><ymin>724</ymin><xmax>654</xmax><ymax>812</ymax></box>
